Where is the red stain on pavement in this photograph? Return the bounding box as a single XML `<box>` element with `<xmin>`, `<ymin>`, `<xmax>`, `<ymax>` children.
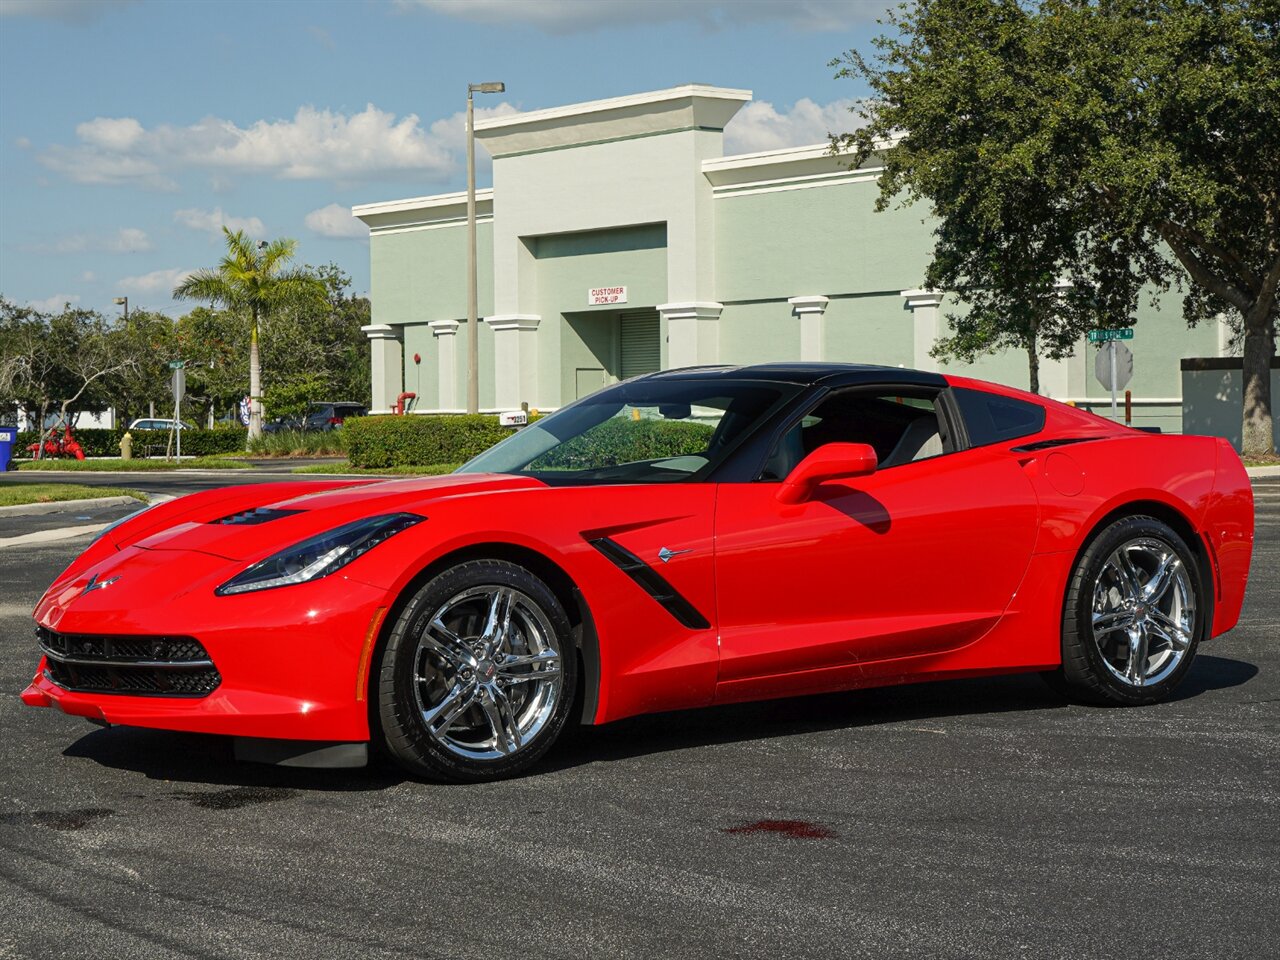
<box><xmin>723</xmin><ymin>819</ymin><xmax>835</xmax><ymax>839</ymax></box>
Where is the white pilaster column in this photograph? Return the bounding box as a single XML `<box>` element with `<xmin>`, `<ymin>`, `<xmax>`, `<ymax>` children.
<box><xmin>900</xmin><ymin>290</ymin><xmax>942</xmax><ymax>371</ymax></box>
<box><xmin>658</xmin><ymin>302</ymin><xmax>723</xmax><ymax>368</ymax></box>
<box><xmin>1036</xmin><ymin>280</ymin><xmax>1077</xmax><ymax>400</ymax></box>
<box><xmin>361</xmin><ymin>324</ymin><xmax>403</xmax><ymax>414</ymax></box>
<box><xmin>788</xmin><ymin>296</ymin><xmax>830</xmax><ymax>361</ymax></box>
<box><xmin>484</xmin><ymin>314</ymin><xmax>540</xmax><ymax>410</ymax></box>
<box><xmin>1216</xmin><ymin>312</ymin><xmax>1234</xmax><ymax>356</ymax></box>
<box><xmin>428</xmin><ymin>319</ymin><xmax>460</xmax><ymax>411</ymax></box>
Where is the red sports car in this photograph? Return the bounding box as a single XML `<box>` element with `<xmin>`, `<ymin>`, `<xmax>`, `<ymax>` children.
<box><xmin>23</xmin><ymin>364</ymin><xmax>1254</xmax><ymax>781</ymax></box>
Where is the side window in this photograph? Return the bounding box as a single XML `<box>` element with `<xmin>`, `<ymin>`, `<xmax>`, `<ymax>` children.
<box><xmin>760</xmin><ymin>391</ymin><xmax>950</xmax><ymax>480</ymax></box>
<box><xmin>952</xmin><ymin>388</ymin><xmax>1046</xmax><ymax>446</ymax></box>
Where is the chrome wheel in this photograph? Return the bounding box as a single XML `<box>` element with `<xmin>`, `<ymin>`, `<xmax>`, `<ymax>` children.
<box><xmin>1091</xmin><ymin>537</ymin><xmax>1196</xmax><ymax>688</ymax></box>
<box><xmin>410</xmin><ymin>584</ymin><xmax>563</xmax><ymax>761</ymax></box>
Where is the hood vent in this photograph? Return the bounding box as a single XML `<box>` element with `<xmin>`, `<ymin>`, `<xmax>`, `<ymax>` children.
<box><xmin>213</xmin><ymin>507</ymin><xmax>304</xmax><ymax>526</ymax></box>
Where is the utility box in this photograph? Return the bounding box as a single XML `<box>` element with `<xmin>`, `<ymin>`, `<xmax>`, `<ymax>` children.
<box><xmin>0</xmin><ymin>425</ymin><xmax>17</xmax><ymax>472</ymax></box>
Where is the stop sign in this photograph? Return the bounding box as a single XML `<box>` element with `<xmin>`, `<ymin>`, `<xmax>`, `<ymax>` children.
<box><xmin>1095</xmin><ymin>341</ymin><xmax>1134</xmax><ymax>391</ymax></box>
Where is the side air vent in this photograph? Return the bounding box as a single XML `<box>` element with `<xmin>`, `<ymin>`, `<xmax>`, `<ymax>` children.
<box><xmin>1009</xmin><ymin>437</ymin><xmax>1098</xmax><ymax>453</ymax></box>
<box><xmin>214</xmin><ymin>507</ymin><xmax>304</xmax><ymax>525</ymax></box>
<box><xmin>586</xmin><ymin>537</ymin><xmax>711</xmax><ymax>630</ymax></box>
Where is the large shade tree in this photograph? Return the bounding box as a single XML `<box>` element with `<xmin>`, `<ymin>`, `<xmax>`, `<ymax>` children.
<box><xmin>833</xmin><ymin>0</ymin><xmax>1279</xmax><ymax>455</ymax></box>
<box><xmin>173</xmin><ymin>228</ymin><xmax>324</xmax><ymax>439</ymax></box>
<box><xmin>0</xmin><ymin>298</ymin><xmax>137</xmax><ymax>456</ymax></box>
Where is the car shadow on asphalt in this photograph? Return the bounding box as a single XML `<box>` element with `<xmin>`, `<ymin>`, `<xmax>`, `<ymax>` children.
<box><xmin>59</xmin><ymin>654</ymin><xmax>1258</xmax><ymax>789</ymax></box>
<box><xmin>544</xmin><ymin>654</ymin><xmax>1259</xmax><ymax>772</ymax></box>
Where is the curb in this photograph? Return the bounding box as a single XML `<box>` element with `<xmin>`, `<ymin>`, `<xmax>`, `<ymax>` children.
<box><xmin>1246</xmin><ymin>465</ymin><xmax>1280</xmax><ymax>479</ymax></box>
<box><xmin>0</xmin><ymin>495</ymin><xmax>141</xmax><ymax>517</ymax></box>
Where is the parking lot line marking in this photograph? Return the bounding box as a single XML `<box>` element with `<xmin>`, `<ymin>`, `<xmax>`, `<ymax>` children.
<box><xmin>0</xmin><ymin>522</ymin><xmax>107</xmax><ymax>548</ymax></box>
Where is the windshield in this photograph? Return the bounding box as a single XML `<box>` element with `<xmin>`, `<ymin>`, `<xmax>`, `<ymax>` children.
<box><xmin>458</xmin><ymin>378</ymin><xmax>802</xmax><ymax>484</ymax></box>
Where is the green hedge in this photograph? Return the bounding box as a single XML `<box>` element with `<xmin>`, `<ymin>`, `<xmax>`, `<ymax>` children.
<box><xmin>342</xmin><ymin>414</ymin><xmax>714</xmax><ymax>471</ymax></box>
<box><xmin>530</xmin><ymin>418</ymin><xmax>713</xmax><ymax>469</ymax></box>
<box><xmin>16</xmin><ymin>426</ymin><xmax>246</xmax><ymax>459</ymax></box>
<box><xmin>345</xmin><ymin>415</ymin><xmax>512</xmax><ymax>468</ymax></box>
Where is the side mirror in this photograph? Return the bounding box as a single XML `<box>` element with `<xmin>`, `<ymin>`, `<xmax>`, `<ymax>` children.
<box><xmin>776</xmin><ymin>442</ymin><xmax>878</xmax><ymax>504</ymax></box>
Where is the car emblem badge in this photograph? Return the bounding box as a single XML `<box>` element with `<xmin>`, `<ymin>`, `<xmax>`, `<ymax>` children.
<box><xmin>82</xmin><ymin>573</ymin><xmax>120</xmax><ymax>596</ymax></box>
<box><xmin>657</xmin><ymin>547</ymin><xmax>692</xmax><ymax>564</ymax></box>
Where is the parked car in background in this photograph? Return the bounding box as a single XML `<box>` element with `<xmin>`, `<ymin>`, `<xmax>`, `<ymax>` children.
<box><xmin>301</xmin><ymin>402</ymin><xmax>367</xmax><ymax>431</ymax></box>
<box><xmin>261</xmin><ymin>415</ymin><xmax>303</xmax><ymax>434</ymax></box>
<box><xmin>127</xmin><ymin>418</ymin><xmax>192</xmax><ymax>431</ymax></box>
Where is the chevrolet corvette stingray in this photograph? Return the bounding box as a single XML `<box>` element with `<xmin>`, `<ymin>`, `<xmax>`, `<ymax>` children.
<box><xmin>23</xmin><ymin>364</ymin><xmax>1254</xmax><ymax>781</ymax></box>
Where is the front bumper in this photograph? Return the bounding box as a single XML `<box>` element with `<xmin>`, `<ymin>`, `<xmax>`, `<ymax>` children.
<box><xmin>22</xmin><ymin>545</ymin><xmax>391</xmax><ymax>742</ymax></box>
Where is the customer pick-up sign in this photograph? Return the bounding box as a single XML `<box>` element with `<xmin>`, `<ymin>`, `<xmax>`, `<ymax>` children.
<box><xmin>588</xmin><ymin>286</ymin><xmax>627</xmax><ymax>305</ymax></box>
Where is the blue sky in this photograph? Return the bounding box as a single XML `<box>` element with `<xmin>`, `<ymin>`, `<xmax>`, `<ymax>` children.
<box><xmin>0</xmin><ymin>0</ymin><xmax>891</xmax><ymax>315</ymax></box>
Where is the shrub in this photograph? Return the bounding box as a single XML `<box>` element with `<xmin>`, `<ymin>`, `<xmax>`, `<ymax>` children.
<box><xmin>247</xmin><ymin>429</ymin><xmax>347</xmax><ymax>457</ymax></box>
<box><xmin>345</xmin><ymin>415</ymin><xmax>512</xmax><ymax>468</ymax></box>
<box><xmin>16</xmin><ymin>426</ymin><xmax>246</xmax><ymax>459</ymax></box>
<box><xmin>530</xmin><ymin>418</ymin><xmax>713</xmax><ymax>469</ymax></box>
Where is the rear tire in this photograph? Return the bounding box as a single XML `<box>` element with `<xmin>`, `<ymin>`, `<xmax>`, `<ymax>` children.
<box><xmin>378</xmin><ymin>559</ymin><xmax>577</xmax><ymax>782</ymax></box>
<box><xmin>1047</xmin><ymin>515</ymin><xmax>1204</xmax><ymax>706</ymax></box>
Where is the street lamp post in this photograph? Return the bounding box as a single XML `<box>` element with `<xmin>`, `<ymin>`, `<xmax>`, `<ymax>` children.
<box><xmin>113</xmin><ymin>297</ymin><xmax>135</xmax><ymax>420</ymax></box>
<box><xmin>466</xmin><ymin>81</ymin><xmax>504</xmax><ymax>414</ymax></box>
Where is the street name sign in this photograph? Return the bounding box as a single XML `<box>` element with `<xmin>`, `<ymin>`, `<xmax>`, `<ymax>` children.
<box><xmin>1087</xmin><ymin>328</ymin><xmax>1134</xmax><ymax>343</ymax></box>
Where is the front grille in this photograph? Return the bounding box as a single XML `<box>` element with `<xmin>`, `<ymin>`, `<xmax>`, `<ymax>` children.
<box><xmin>37</xmin><ymin>626</ymin><xmax>221</xmax><ymax>698</ymax></box>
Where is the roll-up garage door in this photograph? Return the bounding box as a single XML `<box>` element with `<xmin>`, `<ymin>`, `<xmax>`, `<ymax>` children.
<box><xmin>619</xmin><ymin>310</ymin><xmax>661</xmax><ymax>380</ymax></box>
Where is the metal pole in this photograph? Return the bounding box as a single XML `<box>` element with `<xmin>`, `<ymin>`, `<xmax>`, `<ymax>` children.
<box><xmin>1124</xmin><ymin>389</ymin><xmax>1132</xmax><ymax>425</ymax></box>
<box><xmin>465</xmin><ymin>87</ymin><xmax>479</xmax><ymax>415</ymax></box>
<box><xmin>1109</xmin><ymin>339</ymin><xmax>1118</xmax><ymax>418</ymax></box>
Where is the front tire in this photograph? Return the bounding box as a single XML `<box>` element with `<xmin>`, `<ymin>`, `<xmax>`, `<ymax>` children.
<box><xmin>1050</xmin><ymin>515</ymin><xmax>1204</xmax><ymax>706</ymax></box>
<box><xmin>377</xmin><ymin>559</ymin><xmax>577</xmax><ymax>782</ymax></box>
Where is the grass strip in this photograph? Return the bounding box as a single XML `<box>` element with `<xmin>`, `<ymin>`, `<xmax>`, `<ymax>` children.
<box><xmin>15</xmin><ymin>457</ymin><xmax>253</xmax><ymax>472</ymax></box>
<box><xmin>291</xmin><ymin>461</ymin><xmax>460</xmax><ymax>476</ymax></box>
<box><xmin>0</xmin><ymin>483</ymin><xmax>148</xmax><ymax>507</ymax></box>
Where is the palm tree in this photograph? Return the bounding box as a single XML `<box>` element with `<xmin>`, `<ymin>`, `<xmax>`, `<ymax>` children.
<box><xmin>173</xmin><ymin>227</ymin><xmax>324</xmax><ymax>440</ymax></box>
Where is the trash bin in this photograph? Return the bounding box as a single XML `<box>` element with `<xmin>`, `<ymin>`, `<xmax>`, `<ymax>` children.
<box><xmin>0</xmin><ymin>426</ymin><xmax>17</xmax><ymax>472</ymax></box>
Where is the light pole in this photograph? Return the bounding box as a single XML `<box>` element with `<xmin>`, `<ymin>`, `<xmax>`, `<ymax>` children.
<box><xmin>466</xmin><ymin>81</ymin><xmax>504</xmax><ymax>414</ymax></box>
<box><xmin>113</xmin><ymin>296</ymin><xmax>128</xmax><ymax>322</ymax></box>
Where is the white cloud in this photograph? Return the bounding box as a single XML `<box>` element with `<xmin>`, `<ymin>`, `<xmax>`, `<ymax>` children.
<box><xmin>38</xmin><ymin>103</ymin><xmax>500</xmax><ymax>187</ymax></box>
<box><xmin>305</xmin><ymin>203</ymin><xmax>368</xmax><ymax>240</ymax></box>
<box><xmin>174</xmin><ymin>206</ymin><xmax>266</xmax><ymax>237</ymax></box>
<box><xmin>401</xmin><ymin>0</ymin><xmax>890</xmax><ymax>32</ymax></box>
<box><xmin>0</xmin><ymin>0</ymin><xmax>137</xmax><ymax>23</ymax></box>
<box><xmin>118</xmin><ymin>266</ymin><xmax>194</xmax><ymax>295</ymax></box>
<box><xmin>724</xmin><ymin>97</ymin><xmax>862</xmax><ymax>154</ymax></box>
<box><xmin>106</xmin><ymin>227</ymin><xmax>152</xmax><ymax>252</ymax></box>
<box><xmin>307</xmin><ymin>24</ymin><xmax>336</xmax><ymax>50</ymax></box>
<box><xmin>27</xmin><ymin>293</ymin><xmax>80</xmax><ymax>312</ymax></box>
<box><xmin>31</xmin><ymin>227</ymin><xmax>152</xmax><ymax>255</ymax></box>
<box><xmin>79</xmin><ymin>270</ymin><xmax>96</xmax><ymax>282</ymax></box>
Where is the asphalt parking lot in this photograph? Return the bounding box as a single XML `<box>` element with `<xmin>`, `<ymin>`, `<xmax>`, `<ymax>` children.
<box><xmin>1</xmin><ymin>474</ymin><xmax>1276</xmax><ymax>960</ymax></box>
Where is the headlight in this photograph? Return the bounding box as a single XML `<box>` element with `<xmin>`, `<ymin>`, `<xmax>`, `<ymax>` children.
<box><xmin>215</xmin><ymin>513</ymin><xmax>423</xmax><ymax>596</ymax></box>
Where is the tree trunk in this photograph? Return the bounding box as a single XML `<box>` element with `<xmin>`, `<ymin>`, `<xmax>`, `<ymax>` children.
<box><xmin>34</xmin><ymin>400</ymin><xmax>48</xmax><ymax>460</ymax></box>
<box><xmin>248</xmin><ymin>306</ymin><xmax>262</xmax><ymax>443</ymax></box>
<box><xmin>1240</xmin><ymin>303</ymin><xmax>1275</xmax><ymax>458</ymax></box>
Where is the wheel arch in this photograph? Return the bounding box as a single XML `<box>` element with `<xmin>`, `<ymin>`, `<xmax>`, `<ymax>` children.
<box><xmin>363</xmin><ymin>541</ymin><xmax>601</xmax><ymax>741</ymax></box>
<box><xmin>1068</xmin><ymin>498</ymin><xmax>1215</xmax><ymax>639</ymax></box>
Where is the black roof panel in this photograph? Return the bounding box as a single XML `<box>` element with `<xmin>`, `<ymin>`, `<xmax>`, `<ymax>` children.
<box><xmin>644</xmin><ymin>363</ymin><xmax>946</xmax><ymax>388</ymax></box>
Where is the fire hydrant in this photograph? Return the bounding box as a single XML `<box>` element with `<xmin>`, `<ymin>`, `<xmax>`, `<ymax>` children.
<box><xmin>119</xmin><ymin>432</ymin><xmax>133</xmax><ymax>460</ymax></box>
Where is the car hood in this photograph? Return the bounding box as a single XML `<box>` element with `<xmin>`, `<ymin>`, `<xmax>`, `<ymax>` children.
<box><xmin>132</xmin><ymin>473</ymin><xmax>546</xmax><ymax>561</ymax></box>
